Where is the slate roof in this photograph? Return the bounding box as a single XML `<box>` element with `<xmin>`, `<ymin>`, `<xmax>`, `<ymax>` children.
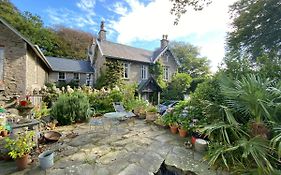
<box><xmin>97</xmin><ymin>40</ymin><xmax>153</xmax><ymax>63</ymax></box>
<box><xmin>46</xmin><ymin>57</ymin><xmax>94</xmax><ymax>73</ymax></box>
<box><xmin>137</xmin><ymin>77</ymin><xmax>162</xmax><ymax>93</ymax></box>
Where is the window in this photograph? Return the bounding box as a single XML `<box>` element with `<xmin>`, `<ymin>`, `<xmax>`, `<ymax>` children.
<box><xmin>141</xmin><ymin>65</ymin><xmax>148</xmax><ymax>79</ymax></box>
<box><xmin>73</xmin><ymin>73</ymin><xmax>80</xmax><ymax>80</ymax></box>
<box><xmin>86</xmin><ymin>73</ymin><xmax>92</xmax><ymax>86</ymax></box>
<box><xmin>58</xmin><ymin>72</ymin><xmax>66</xmax><ymax>80</ymax></box>
<box><xmin>163</xmin><ymin>66</ymin><xmax>169</xmax><ymax>81</ymax></box>
<box><xmin>123</xmin><ymin>63</ymin><xmax>129</xmax><ymax>79</ymax></box>
<box><xmin>0</xmin><ymin>48</ymin><xmax>4</xmax><ymax>82</ymax></box>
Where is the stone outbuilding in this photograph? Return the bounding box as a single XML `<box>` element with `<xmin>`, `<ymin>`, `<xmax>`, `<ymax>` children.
<box><xmin>0</xmin><ymin>18</ymin><xmax>51</xmax><ymax>96</ymax></box>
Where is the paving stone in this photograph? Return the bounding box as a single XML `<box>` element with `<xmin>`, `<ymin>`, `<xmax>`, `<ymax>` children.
<box><xmin>64</xmin><ymin>164</ymin><xmax>95</xmax><ymax>175</ymax></box>
<box><xmin>118</xmin><ymin>164</ymin><xmax>153</xmax><ymax>175</ymax></box>
<box><xmin>139</xmin><ymin>152</ymin><xmax>164</xmax><ymax>173</ymax></box>
<box><xmin>98</xmin><ymin>150</ymin><xmax>128</xmax><ymax>165</ymax></box>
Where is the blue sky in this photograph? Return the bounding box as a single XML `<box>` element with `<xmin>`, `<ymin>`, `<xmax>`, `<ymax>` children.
<box><xmin>11</xmin><ymin>0</ymin><xmax>236</xmax><ymax>72</ymax></box>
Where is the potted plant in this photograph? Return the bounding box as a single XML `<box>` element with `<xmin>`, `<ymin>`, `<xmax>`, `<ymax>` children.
<box><xmin>146</xmin><ymin>106</ymin><xmax>158</xmax><ymax>122</ymax></box>
<box><xmin>163</xmin><ymin>112</ymin><xmax>178</xmax><ymax>134</ymax></box>
<box><xmin>0</xmin><ymin>126</ymin><xmax>8</xmax><ymax>137</ymax></box>
<box><xmin>17</xmin><ymin>99</ymin><xmax>34</xmax><ymax>118</ymax></box>
<box><xmin>178</xmin><ymin>117</ymin><xmax>190</xmax><ymax>138</ymax></box>
<box><xmin>5</xmin><ymin>131</ymin><xmax>35</xmax><ymax>170</ymax></box>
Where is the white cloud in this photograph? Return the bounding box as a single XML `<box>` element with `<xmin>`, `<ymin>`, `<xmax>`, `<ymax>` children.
<box><xmin>46</xmin><ymin>8</ymin><xmax>96</xmax><ymax>29</ymax></box>
<box><xmin>76</xmin><ymin>0</ymin><xmax>96</xmax><ymax>16</ymax></box>
<box><xmin>111</xmin><ymin>0</ymin><xmax>237</xmax><ymax>72</ymax></box>
<box><xmin>113</xmin><ymin>2</ymin><xmax>128</xmax><ymax>16</ymax></box>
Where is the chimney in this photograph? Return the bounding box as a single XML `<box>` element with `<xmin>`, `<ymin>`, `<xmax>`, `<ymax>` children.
<box><xmin>160</xmin><ymin>34</ymin><xmax>169</xmax><ymax>49</ymax></box>
<box><xmin>98</xmin><ymin>21</ymin><xmax>106</xmax><ymax>41</ymax></box>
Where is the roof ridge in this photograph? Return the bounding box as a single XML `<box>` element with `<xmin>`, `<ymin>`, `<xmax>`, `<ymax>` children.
<box><xmin>101</xmin><ymin>40</ymin><xmax>153</xmax><ymax>53</ymax></box>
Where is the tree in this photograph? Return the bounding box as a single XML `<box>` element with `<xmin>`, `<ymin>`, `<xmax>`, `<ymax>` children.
<box><xmin>170</xmin><ymin>41</ymin><xmax>211</xmax><ymax>78</ymax></box>
<box><xmin>170</xmin><ymin>0</ymin><xmax>212</xmax><ymax>25</ymax></box>
<box><xmin>224</xmin><ymin>0</ymin><xmax>281</xmax><ymax>80</ymax></box>
<box><xmin>227</xmin><ymin>0</ymin><xmax>281</xmax><ymax>61</ymax></box>
<box><xmin>162</xmin><ymin>73</ymin><xmax>192</xmax><ymax>100</ymax></box>
<box><xmin>55</xmin><ymin>26</ymin><xmax>93</xmax><ymax>59</ymax></box>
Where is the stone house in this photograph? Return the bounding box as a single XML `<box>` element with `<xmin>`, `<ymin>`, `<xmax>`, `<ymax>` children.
<box><xmin>89</xmin><ymin>22</ymin><xmax>180</xmax><ymax>104</ymax></box>
<box><xmin>46</xmin><ymin>56</ymin><xmax>94</xmax><ymax>86</ymax></box>
<box><xmin>0</xmin><ymin>18</ymin><xmax>51</xmax><ymax>96</ymax></box>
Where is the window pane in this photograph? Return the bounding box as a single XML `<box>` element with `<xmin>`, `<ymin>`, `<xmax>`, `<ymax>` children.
<box><xmin>74</xmin><ymin>73</ymin><xmax>79</xmax><ymax>80</ymax></box>
<box><xmin>123</xmin><ymin>63</ymin><xmax>129</xmax><ymax>78</ymax></box>
<box><xmin>58</xmin><ymin>72</ymin><xmax>65</xmax><ymax>80</ymax></box>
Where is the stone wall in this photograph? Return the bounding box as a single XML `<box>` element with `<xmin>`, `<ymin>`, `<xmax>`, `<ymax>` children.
<box><xmin>0</xmin><ymin>22</ymin><xmax>27</xmax><ymax>95</ymax></box>
<box><xmin>122</xmin><ymin>61</ymin><xmax>151</xmax><ymax>84</ymax></box>
<box><xmin>49</xmin><ymin>71</ymin><xmax>90</xmax><ymax>86</ymax></box>
<box><xmin>26</xmin><ymin>46</ymin><xmax>49</xmax><ymax>94</ymax></box>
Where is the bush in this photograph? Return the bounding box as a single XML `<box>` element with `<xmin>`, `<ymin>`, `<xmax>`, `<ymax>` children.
<box><xmin>50</xmin><ymin>91</ymin><xmax>92</xmax><ymax>125</ymax></box>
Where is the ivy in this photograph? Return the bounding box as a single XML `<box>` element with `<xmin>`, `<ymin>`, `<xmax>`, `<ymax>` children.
<box><xmin>149</xmin><ymin>62</ymin><xmax>166</xmax><ymax>88</ymax></box>
<box><xmin>96</xmin><ymin>59</ymin><xmax>124</xmax><ymax>89</ymax></box>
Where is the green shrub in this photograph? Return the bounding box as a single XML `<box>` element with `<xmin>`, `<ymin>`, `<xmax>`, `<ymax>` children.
<box><xmin>50</xmin><ymin>91</ymin><xmax>92</xmax><ymax>125</ymax></box>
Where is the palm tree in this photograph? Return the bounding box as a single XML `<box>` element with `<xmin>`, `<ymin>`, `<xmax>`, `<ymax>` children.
<box><xmin>220</xmin><ymin>74</ymin><xmax>276</xmax><ymax>137</ymax></box>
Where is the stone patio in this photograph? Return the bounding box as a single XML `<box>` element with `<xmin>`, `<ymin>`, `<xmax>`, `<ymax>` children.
<box><xmin>0</xmin><ymin>119</ymin><xmax>217</xmax><ymax>175</ymax></box>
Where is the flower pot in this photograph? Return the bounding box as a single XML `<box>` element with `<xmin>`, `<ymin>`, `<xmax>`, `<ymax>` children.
<box><xmin>194</xmin><ymin>139</ymin><xmax>208</xmax><ymax>153</ymax></box>
<box><xmin>170</xmin><ymin>125</ymin><xmax>178</xmax><ymax>134</ymax></box>
<box><xmin>39</xmin><ymin>150</ymin><xmax>54</xmax><ymax>170</ymax></box>
<box><xmin>178</xmin><ymin>128</ymin><xmax>187</xmax><ymax>137</ymax></box>
<box><xmin>191</xmin><ymin>136</ymin><xmax>197</xmax><ymax>145</ymax></box>
<box><xmin>1</xmin><ymin>130</ymin><xmax>8</xmax><ymax>137</ymax></box>
<box><xmin>16</xmin><ymin>154</ymin><xmax>29</xmax><ymax>170</ymax></box>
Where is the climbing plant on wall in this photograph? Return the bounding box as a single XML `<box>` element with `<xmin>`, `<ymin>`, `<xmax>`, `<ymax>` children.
<box><xmin>96</xmin><ymin>59</ymin><xmax>124</xmax><ymax>89</ymax></box>
<box><xmin>149</xmin><ymin>62</ymin><xmax>166</xmax><ymax>88</ymax></box>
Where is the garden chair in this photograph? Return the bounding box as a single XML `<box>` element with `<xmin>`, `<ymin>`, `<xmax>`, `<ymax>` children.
<box><xmin>112</xmin><ymin>102</ymin><xmax>135</xmax><ymax>125</ymax></box>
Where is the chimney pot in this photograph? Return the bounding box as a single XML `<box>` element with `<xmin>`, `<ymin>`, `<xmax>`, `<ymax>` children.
<box><xmin>160</xmin><ymin>34</ymin><xmax>169</xmax><ymax>49</ymax></box>
<box><xmin>98</xmin><ymin>21</ymin><xmax>106</xmax><ymax>41</ymax></box>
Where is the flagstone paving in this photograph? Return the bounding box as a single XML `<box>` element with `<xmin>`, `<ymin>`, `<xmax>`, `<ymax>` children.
<box><xmin>1</xmin><ymin>119</ymin><xmax>217</xmax><ymax>175</ymax></box>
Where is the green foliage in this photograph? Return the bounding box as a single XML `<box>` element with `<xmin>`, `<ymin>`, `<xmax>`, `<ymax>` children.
<box><xmin>88</xmin><ymin>89</ymin><xmax>124</xmax><ymax>114</ymax></box>
<box><xmin>50</xmin><ymin>91</ymin><xmax>92</xmax><ymax>125</ymax></box>
<box><xmin>5</xmin><ymin>131</ymin><xmax>35</xmax><ymax>159</ymax></box>
<box><xmin>125</xmin><ymin>98</ymin><xmax>148</xmax><ymax>111</ymax></box>
<box><xmin>41</xmin><ymin>83</ymin><xmax>60</xmax><ymax>108</ymax></box>
<box><xmin>149</xmin><ymin>62</ymin><xmax>166</xmax><ymax>88</ymax></box>
<box><xmin>170</xmin><ymin>41</ymin><xmax>211</xmax><ymax>78</ymax></box>
<box><xmin>96</xmin><ymin>59</ymin><xmax>124</xmax><ymax>89</ymax></box>
<box><xmin>189</xmin><ymin>74</ymin><xmax>224</xmax><ymax>121</ymax></box>
<box><xmin>224</xmin><ymin>0</ymin><xmax>281</xmax><ymax>80</ymax></box>
<box><xmin>56</xmin><ymin>79</ymin><xmax>79</xmax><ymax>89</ymax></box>
<box><xmin>162</xmin><ymin>73</ymin><xmax>192</xmax><ymax>100</ymax></box>
<box><xmin>34</xmin><ymin>102</ymin><xmax>50</xmax><ymax>119</ymax></box>
<box><xmin>162</xmin><ymin>112</ymin><xmax>178</xmax><ymax>126</ymax></box>
<box><xmin>147</xmin><ymin>105</ymin><xmax>157</xmax><ymax>113</ymax></box>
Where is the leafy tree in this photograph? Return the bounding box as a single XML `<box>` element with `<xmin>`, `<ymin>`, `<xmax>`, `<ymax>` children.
<box><xmin>223</xmin><ymin>0</ymin><xmax>281</xmax><ymax>80</ymax></box>
<box><xmin>55</xmin><ymin>26</ymin><xmax>93</xmax><ymax>59</ymax></box>
<box><xmin>170</xmin><ymin>41</ymin><xmax>211</xmax><ymax>78</ymax></box>
<box><xmin>227</xmin><ymin>0</ymin><xmax>281</xmax><ymax>61</ymax></box>
<box><xmin>170</xmin><ymin>0</ymin><xmax>212</xmax><ymax>25</ymax></box>
<box><xmin>162</xmin><ymin>73</ymin><xmax>192</xmax><ymax>100</ymax></box>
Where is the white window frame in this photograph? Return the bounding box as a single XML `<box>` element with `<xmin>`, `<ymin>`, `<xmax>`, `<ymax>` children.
<box><xmin>163</xmin><ymin>66</ymin><xmax>169</xmax><ymax>81</ymax></box>
<box><xmin>123</xmin><ymin>63</ymin><xmax>129</xmax><ymax>79</ymax></box>
<box><xmin>0</xmin><ymin>47</ymin><xmax>4</xmax><ymax>82</ymax></box>
<box><xmin>141</xmin><ymin>65</ymin><xmax>148</xmax><ymax>80</ymax></box>
<box><xmin>58</xmin><ymin>72</ymin><xmax>66</xmax><ymax>81</ymax></box>
<box><xmin>73</xmin><ymin>73</ymin><xmax>80</xmax><ymax>80</ymax></box>
<box><xmin>86</xmin><ymin>73</ymin><xmax>92</xmax><ymax>86</ymax></box>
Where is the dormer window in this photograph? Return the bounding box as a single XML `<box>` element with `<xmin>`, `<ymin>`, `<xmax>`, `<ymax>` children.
<box><xmin>123</xmin><ymin>63</ymin><xmax>129</xmax><ymax>79</ymax></box>
<box><xmin>141</xmin><ymin>65</ymin><xmax>148</xmax><ymax>80</ymax></box>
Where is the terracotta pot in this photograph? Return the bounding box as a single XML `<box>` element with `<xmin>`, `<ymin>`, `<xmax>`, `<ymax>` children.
<box><xmin>170</xmin><ymin>125</ymin><xmax>178</xmax><ymax>134</ymax></box>
<box><xmin>16</xmin><ymin>154</ymin><xmax>29</xmax><ymax>170</ymax></box>
<box><xmin>178</xmin><ymin>128</ymin><xmax>187</xmax><ymax>138</ymax></box>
